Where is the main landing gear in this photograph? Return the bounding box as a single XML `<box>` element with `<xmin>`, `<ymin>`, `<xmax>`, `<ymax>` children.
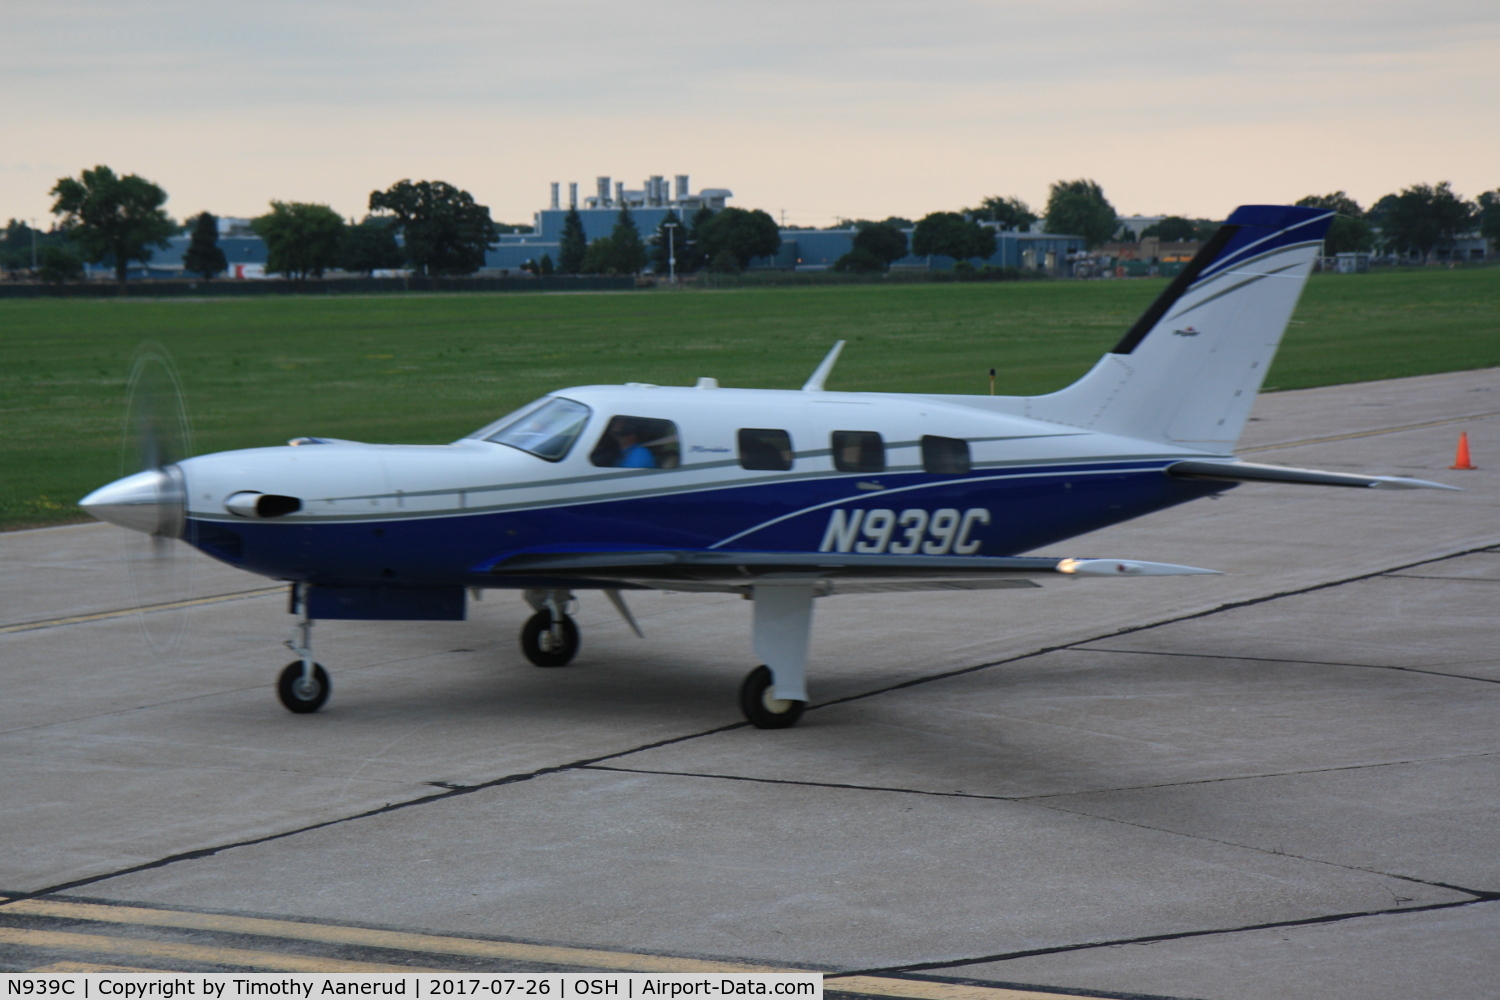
<box><xmin>740</xmin><ymin>582</ymin><xmax>813</xmax><ymax>729</ymax></box>
<box><xmin>521</xmin><ymin>589</ymin><xmax>580</xmax><ymax>667</ymax></box>
<box><xmin>278</xmin><ymin>583</ymin><xmax>330</xmax><ymax>713</ymax></box>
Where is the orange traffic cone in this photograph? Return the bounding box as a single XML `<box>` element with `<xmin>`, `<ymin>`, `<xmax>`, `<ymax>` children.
<box><xmin>1450</xmin><ymin>432</ymin><xmax>1476</xmax><ymax>470</ymax></box>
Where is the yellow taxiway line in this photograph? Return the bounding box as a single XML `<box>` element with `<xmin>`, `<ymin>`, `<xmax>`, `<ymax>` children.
<box><xmin>0</xmin><ymin>926</ymin><xmax>436</xmax><ymax>973</ymax></box>
<box><xmin>6</xmin><ymin>899</ymin><xmax>786</xmax><ymax>973</ymax></box>
<box><xmin>0</xmin><ymin>587</ymin><xmax>284</xmax><ymax>635</ymax></box>
<box><xmin>1242</xmin><ymin>409</ymin><xmax>1500</xmax><ymax>454</ymax></box>
<box><xmin>6</xmin><ymin>900</ymin><xmax>1120</xmax><ymax>999</ymax></box>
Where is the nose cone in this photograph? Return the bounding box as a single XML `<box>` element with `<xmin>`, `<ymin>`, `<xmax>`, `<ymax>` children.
<box><xmin>79</xmin><ymin>466</ymin><xmax>186</xmax><ymax>537</ymax></box>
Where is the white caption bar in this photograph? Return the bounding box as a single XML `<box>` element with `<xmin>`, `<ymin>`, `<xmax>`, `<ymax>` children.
<box><xmin>1</xmin><ymin>975</ymin><xmax>822</xmax><ymax>1000</ymax></box>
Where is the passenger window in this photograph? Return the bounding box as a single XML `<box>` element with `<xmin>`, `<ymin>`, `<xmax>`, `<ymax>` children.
<box><xmin>831</xmin><ymin>430</ymin><xmax>884</xmax><ymax>473</ymax></box>
<box><xmin>590</xmin><ymin>416</ymin><xmax>680</xmax><ymax>469</ymax></box>
<box><xmin>738</xmin><ymin>428</ymin><xmax>794</xmax><ymax>471</ymax></box>
<box><xmin>922</xmin><ymin>435</ymin><xmax>971</xmax><ymax>474</ymax></box>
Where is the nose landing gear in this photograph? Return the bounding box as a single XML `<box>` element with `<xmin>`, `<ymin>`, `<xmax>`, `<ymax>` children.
<box><xmin>278</xmin><ymin>583</ymin><xmax>330</xmax><ymax>713</ymax></box>
<box><xmin>521</xmin><ymin>589</ymin><xmax>580</xmax><ymax>667</ymax></box>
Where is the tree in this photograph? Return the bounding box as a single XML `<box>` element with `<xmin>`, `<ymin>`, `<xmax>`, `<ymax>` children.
<box><xmin>1473</xmin><ymin>190</ymin><xmax>1499</xmax><ymax>252</ymax></box>
<box><xmin>539</xmin><ymin>254</ymin><xmax>555</xmax><ymax>276</ymax></box>
<box><xmin>836</xmin><ymin>222</ymin><xmax>908</xmax><ymax>272</ymax></box>
<box><xmin>649</xmin><ymin>210</ymin><xmax>684</xmax><ymax>274</ymax></box>
<box><xmin>580</xmin><ymin>237</ymin><xmax>615</xmax><ymax>275</ymax></box>
<box><xmin>38</xmin><ymin>245</ymin><xmax>84</xmax><ymax>283</ymax></box>
<box><xmin>1043</xmin><ymin>179</ymin><xmax>1118</xmax><ymax>249</ymax></box>
<box><xmin>253</xmin><ymin>201</ymin><xmax>346</xmax><ymax>280</ymax></box>
<box><xmin>49</xmin><ymin>165</ymin><xmax>176</xmax><ymax>284</ymax></box>
<box><xmin>697</xmin><ymin>207</ymin><xmax>782</xmax><ymax>270</ymax></box>
<box><xmin>680</xmin><ymin>206</ymin><xmax>716</xmax><ymax>273</ymax></box>
<box><xmin>853</xmin><ymin>221</ymin><xmax>908</xmax><ymax>265</ymax></box>
<box><xmin>1377</xmin><ymin>182</ymin><xmax>1476</xmax><ymax>261</ymax></box>
<box><xmin>608</xmin><ymin>207</ymin><xmax>648</xmax><ymax>275</ymax></box>
<box><xmin>911</xmin><ymin>212</ymin><xmax>996</xmax><ymax>261</ymax></box>
<box><xmin>969</xmin><ymin>196</ymin><xmax>1037</xmax><ymax>232</ymax></box>
<box><xmin>339</xmin><ymin>217</ymin><xmax>403</xmax><ymax>276</ymax></box>
<box><xmin>182</xmin><ymin>212</ymin><xmax>228</xmax><ymax>279</ymax></box>
<box><xmin>368</xmin><ymin>179</ymin><xmax>497</xmax><ymax>276</ymax></box>
<box><xmin>1294</xmin><ymin>193</ymin><xmax>1374</xmax><ymax>255</ymax></box>
<box><xmin>1140</xmin><ymin>216</ymin><xmax>1197</xmax><ymax>242</ymax></box>
<box><xmin>557</xmin><ymin>208</ymin><xmax>587</xmax><ymax>274</ymax></box>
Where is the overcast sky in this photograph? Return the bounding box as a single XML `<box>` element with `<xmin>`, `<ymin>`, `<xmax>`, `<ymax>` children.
<box><xmin>4</xmin><ymin>0</ymin><xmax>1496</xmax><ymax>228</ymax></box>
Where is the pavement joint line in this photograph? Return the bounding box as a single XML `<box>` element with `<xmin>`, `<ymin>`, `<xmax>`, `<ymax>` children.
<box><xmin>844</xmin><ymin>897</ymin><xmax>1494</xmax><ymax>978</ymax></box>
<box><xmin>0</xmin><ymin>719</ymin><xmax>752</xmax><ymax>902</ymax></box>
<box><xmin>1075</xmin><ymin>646</ymin><xmax>1500</xmax><ymax>685</ymax></box>
<box><xmin>0</xmin><ymin>586</ymin><xmax>284</xmax><ymax>634</ymax></box>
<box><xmin>585</xmin><ymin>750</ymin><xmax>1500</xmax><ymax>807</ymax></box>
<box><xmin>0</xmin><ymin>926</ymin><xmax>440</xmax><ymax>972</ymax></box>
<box><xmin>1</xmin><ymin>899</ymin><xmax>793</xmax><ymax>973</ymax></box>
<box><xmin>1239</xmin><ymin>409</ymin><xmax>1500</xmax><ymax>453</ymax></box>
<box><xmin>1026</xmin><ymin>796</ymin><xmax>1492</xmax><ymax>900</ymax></box>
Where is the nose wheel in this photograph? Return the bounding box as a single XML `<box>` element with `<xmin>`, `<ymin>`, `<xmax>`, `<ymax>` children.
<box><xmin>277</xmin><ymin>661</ymin><xmax>331</xmax><ymax>713</ymax></box>
<box><xmin>521</xmin><ymin>610</ymin><xmax>580</xmax><ymax>666</ymax></box>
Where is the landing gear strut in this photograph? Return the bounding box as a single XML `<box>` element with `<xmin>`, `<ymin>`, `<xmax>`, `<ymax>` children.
<box><xmin>521</xmin><ymin>589</ymin><xmax>580</xmax><ymax>667</ymax></box>
<box><xmin>741</xmin><ymin>582</ymin><xmax>814</xmax><ymax>728</ymax></box>
<box><xmin>279</xmin><ymin>583</ymin><xmax>330</xmax><ymax>713</ymax></box>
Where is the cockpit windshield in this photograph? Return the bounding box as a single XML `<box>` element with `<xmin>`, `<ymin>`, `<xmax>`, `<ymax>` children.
<box><xmin>481</xmin><ymin>397</ymin><xmax>592</xmax><ymax>461</ymax></box>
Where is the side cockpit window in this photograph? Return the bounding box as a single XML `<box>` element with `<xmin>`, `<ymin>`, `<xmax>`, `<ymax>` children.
<box><xmin>590</xmin><ymin>416</ymin><xmax>680</xmax><ymax>469</ymax></box>
<box><xmin>831</xmin><ymin>430</ymin><xmax>884</xmax><ymax>473</ymax></box>
<box><xmin>486</xmin><ymin>397</ymin><xmax>591</xmax><ymax>461</ymax></box>
<box><xmin>921</xmin><ymin>435</ymin><xmax>971</xmax><ymax>474</ymax></box>
<box><xmin>738</xmin><ymin>428</ymin><xmax>794</xmax><ymax>471</ymax></box>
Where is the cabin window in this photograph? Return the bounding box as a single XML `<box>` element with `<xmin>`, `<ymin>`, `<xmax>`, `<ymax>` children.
<box><xmin>922</xmin><ymin>435</ymin><xmax>971</xmax><ymax>474</ymax></box>
<box><xmin>738</xmin><ymin>428</ymin><xmax>794</xmax><ymax>471</ymax></box>
<box><xmin>831</xmin><ymin>430</ymin><xmax>885</xmax><ymax>473</ymax></box>
<box><xmin>486</xmin><ymin>397</ymin><xmax>592</xmax><ymax>461</ymax></box>
<box><xmin>590</xmin><ymin>416</ymin><xmax>681</xmax><ymax>469</ymax></box>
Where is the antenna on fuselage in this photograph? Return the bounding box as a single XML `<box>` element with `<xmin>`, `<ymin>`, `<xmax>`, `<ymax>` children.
<box><xmin>801</xmin><ymin>340</ymin><xmax>846</xmax><ymax>392</ymax></box>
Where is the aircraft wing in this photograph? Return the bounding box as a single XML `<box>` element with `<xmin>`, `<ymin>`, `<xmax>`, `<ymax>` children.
<box><xmin>486</xmin><ymin>549</ymin><xmax>1220</xmax><ymax>595</ymax></box>
<box><xmin>1167</xmin><ymin>459</ymin><xmax>1459</xmax><ymax>490</ymax></box>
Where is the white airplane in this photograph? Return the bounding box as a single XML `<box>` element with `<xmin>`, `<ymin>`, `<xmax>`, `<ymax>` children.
<box><xmin>80</xmin><ymin>205</ymin><xmax>1454</xmax><ymax>727</ymax></box>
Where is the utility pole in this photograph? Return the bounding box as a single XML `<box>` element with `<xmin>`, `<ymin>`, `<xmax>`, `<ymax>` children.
<box><xmin>664</xmin><ymin>222</ymin><xmax>678</xmax><ymax>284</ymax></box>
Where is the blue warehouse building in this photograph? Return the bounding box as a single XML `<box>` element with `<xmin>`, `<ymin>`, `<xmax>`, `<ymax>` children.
<box><xmin>485</xmin><ymin>173</ymin><xmax>1085</xmax><ymax>274</ymax></box>
<box><xmin>85</xmin><ymin>173</ymin><xmax>1084</xmax><ymax>278</ymax></box>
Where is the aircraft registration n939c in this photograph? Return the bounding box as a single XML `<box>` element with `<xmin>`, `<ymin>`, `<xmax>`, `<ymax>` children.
<box><xmin>80</xmin><ymin>205</ymin><xmax>1457</xmax><ymax>727</ymax></box>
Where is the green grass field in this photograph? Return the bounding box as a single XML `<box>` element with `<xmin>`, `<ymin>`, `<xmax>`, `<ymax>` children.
<box><xmin>3</xmin><ymin>266</ymin><xmax>1497</xmax><ymax>529</ymax></box>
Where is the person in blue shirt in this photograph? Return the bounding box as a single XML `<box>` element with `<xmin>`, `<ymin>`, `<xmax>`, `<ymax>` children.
<box><xmin>614</xmin><ymin>425</ymin><xmax>657</xmax><ymax>468</ymax></box>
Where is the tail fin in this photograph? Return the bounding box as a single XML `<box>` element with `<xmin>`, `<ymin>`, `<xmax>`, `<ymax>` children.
<box><xmin>1024</xmin><ymin>205</ymin><xmax>1334</xmax><ymax>453</ymax></box>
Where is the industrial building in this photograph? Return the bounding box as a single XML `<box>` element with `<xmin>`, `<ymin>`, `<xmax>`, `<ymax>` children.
<box><xmin>75</xmin><ymin>173</ymin><xmax>1085</xmax><ymax>279</ymax></box>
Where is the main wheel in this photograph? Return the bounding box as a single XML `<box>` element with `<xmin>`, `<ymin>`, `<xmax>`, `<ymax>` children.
<box><xmin>277</xmin><ymin>661</ymin><xmax>331</xmax><ymax>714</ymax></box>
<box><xmin>739</xmin><ymin>665</ymin><xmax>805</xmax><ymax>729</ymax></box>
<box><xmin>521</xmin><ymin>611</ymin><xmax>580</xmax><ymax>667</ymax></box>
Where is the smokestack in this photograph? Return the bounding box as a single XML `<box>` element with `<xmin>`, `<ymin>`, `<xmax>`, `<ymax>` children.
<box><xmin>549</xmin><ymin>182</ymin><xmax>560</xmax><ymax>210</ymax></box>
<box><xmin>675</xmin><ymin>175</ymin><xmax>689</xmax><ymax>201</ymax></box>
<box><xmin>568</xmin><ymin>182</ymin><xmax>578</xmax><ymax>210</ymax></box>
<box><xmin>615</xmin><ymin>181</ymin><xmax>625</xmax><ymax>208</ymax></box>
<box><xmin>597</xmin><ymin>176</ymin><xmax>611</xmax><ymax>207</ymax></box>
<box><xmin>649</xmin><ymin>175</ymin><xmax>664</xmax><ymax>207</ymax></box>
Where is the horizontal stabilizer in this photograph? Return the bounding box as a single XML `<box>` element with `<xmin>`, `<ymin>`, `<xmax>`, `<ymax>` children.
<box><xmin>1167</xmin><ymin>460</ymin><xmax>1460</xmax><ymax>491</ymax></box>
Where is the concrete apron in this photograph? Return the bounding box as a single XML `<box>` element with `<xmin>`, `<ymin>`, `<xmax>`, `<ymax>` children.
<box><xmin>1</xmin><ymin>367</ymin><xmax>1497</xmax><ymax>998</ymax></box>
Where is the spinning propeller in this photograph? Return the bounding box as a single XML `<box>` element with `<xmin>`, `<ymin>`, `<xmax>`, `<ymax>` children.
<box><xmin>79</xmin><ymin>343</ymin><xmax>198</xmax><ymax>654</ymax></box>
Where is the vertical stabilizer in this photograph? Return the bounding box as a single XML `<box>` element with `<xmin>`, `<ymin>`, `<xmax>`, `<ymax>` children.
<box><xmin>1024</xmin><ymin>205</ymin><xmax>1334</xmax><ymax>452</ymax></box>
